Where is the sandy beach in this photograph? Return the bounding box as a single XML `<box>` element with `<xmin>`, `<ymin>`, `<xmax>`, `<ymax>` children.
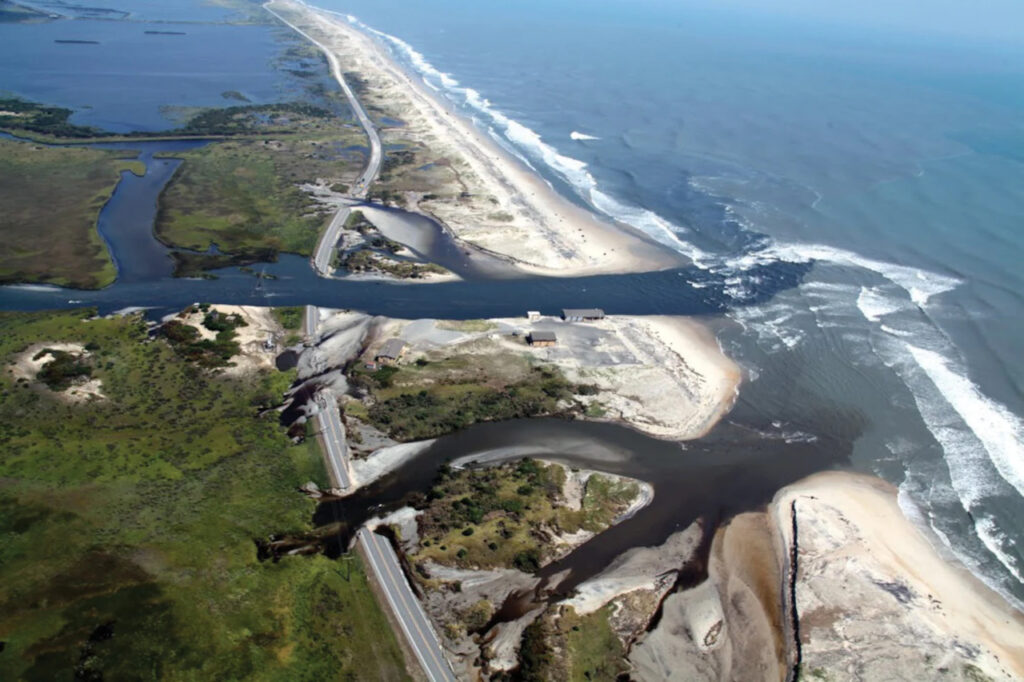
<box><xmin>348</xmin><ymin>312</ymin><xmax>741</xmax><ymax>441</ymax></box>
<box><xmin>622</xmin><ymin>472</ymin><xmax>1024</xmax><ymax>681</ymax></box>
<box><xmin>773</xmin><ymin>472</ymin><xmax>1024</xmax><ymax>681</ymax></box>
<box><xmin>268</xmin><ymin>0</ymin><xmax>684</xmax><ymax>276</ymax></box>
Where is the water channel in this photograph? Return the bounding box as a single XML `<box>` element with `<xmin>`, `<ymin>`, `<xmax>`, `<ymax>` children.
<box><xmin>0</xmin><ymin>131</ymin><xmax>845</xmax><ymax>611</ymax></box>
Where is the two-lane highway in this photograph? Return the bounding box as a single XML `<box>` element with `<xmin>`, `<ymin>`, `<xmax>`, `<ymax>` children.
<box><xmin>267</xmin><ymin>6</ymin><xmax>453</xmax><ymax>679</ymax></box>
<box><xmin>314</xmin><ymin>392</ymin><xmax>352</xmax><ymax>490</ymax></box>
<box><xmin>265</xmin><ymin>1</ymin><xmax>384</xmax><ymax>277</ymax></box>
<box><xmin>358</xmin><ymin>528</ymin><xmax>457</xmax><ymax>682</ymax></box>
<box><xmin>303</xmin><ymin>304</ymin><xmax>317</xmax><ymax>341</ymax></box>
<box><xmin>312</xmin><ymin>203</ymin><xmax>350</xmax><ymax>277</ymax></box>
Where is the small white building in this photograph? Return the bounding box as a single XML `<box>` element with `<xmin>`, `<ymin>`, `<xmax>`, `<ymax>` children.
<box><xmin>526</xmin><ymin>310</ymin><xmax>542</xmax><ymax>321</ymax></box>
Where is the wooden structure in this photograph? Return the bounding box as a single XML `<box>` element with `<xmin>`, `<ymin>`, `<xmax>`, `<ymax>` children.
<box><xmin>375</xmin><ymin>338</ymin><xmax>407</xmax><ymax>365</ymax></box>
<box><xmin>528</xmin><ymin>331</ymin><xmax>557</xmax><ymax>347</ymax></box>
<box><xmin>561</xmin><ymin>308</ymin><xmax>605</xmax><ymax>322</ymax></box>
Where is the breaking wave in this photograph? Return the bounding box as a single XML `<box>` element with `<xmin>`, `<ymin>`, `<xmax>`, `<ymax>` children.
<box><xmin>906</xmin><ymin>343</ymin><xmax>1024</xmax><ymax>502</ymax></box>
<box><xmin>344</xmin><ymin>10</ymin><xmax>965</xmax><ymax>314</ymax></box>
<box><xmin>337</xmin><ymin>9</ymin><xmax>1024</xmax><ymax>594</ymax></box>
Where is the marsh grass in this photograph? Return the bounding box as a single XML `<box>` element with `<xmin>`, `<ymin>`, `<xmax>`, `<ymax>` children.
<box><xmin>0</xmin><ymin>138</ymin><xmax>144</xmax><ymax>288</ymax></box>
<box><xmin>0</xmin><ymin>309</ymin><xmax>407</xmax><ymax>680</ymax></box>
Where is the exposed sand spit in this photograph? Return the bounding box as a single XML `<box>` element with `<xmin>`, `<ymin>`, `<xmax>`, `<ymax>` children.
<box><xmin>506</xmin><ymin>314</ymin><xmax>741</xmax><ymax>440</ymax></box>
<box><xmin>773</xmin><ymin>472</ymin><xmax>1024</xmax><ymax>681</ymax></box>
<box><xmin>628</xmin><ymin>472</ymin><xmax>1024</xmax><ymax>681</ymax></box>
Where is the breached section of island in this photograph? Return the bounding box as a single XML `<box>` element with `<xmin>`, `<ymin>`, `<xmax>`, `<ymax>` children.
<box><xmin>266</xmin><ymin>0</ymin><xmax>684</xmax><ymax>277</ymax></box>
<box><xmin>291</xmin><ymin>308</ymin><xmax>740</xmax><ymax>477</ymax></box>
<box><xmin>622</xmin><ymin>472</ymin><xmax>1024</xmax><ymax>682</ymax></box>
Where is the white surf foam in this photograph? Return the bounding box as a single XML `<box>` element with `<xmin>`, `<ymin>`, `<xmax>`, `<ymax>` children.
<box><xmin>868</xmin><ymin>320</ymin><xmax>1024</xmax><ymax>590</ymax></box>
<box><xmin>753</xmin><ymin>242</ymin><xmax>961</xmax><ymax>306</ymax></box>
<box><xmin>857</xmin><ymin>286</ymin><xmax>907</xmax><ymax>322</ymax></box>
<box><xmin>345</xmin><ymin>15</ymin><xmax>721</xmax><ymax>265</ymax></box>
<box><xmin>974</xmin><ymin>514</ymin><xmax>1024</xmax><ymax>584</ymax></box>
<box><xmin>333</xmin><ymin>16</ymin><xmax>1024</xmax><ymax>596</ymax></box>
<box><xmin>8</xmin><ymin>283</ymin><xmax>62</xmax><ymax>292</ymax></box>
<box><xmin>728</xmin><ymin>297</ymin><xmax>807</xmax><ymax>351</ymax></box>
<box><xmin>899</xmin><ymin>479</ymin><xmax>1024</xmax><ymax>609</ymax></box>
<box><xmin>343</xmin><ymin>9</ymin><xmax>968</xmax><ymax>320</ymax></box>
<box><xmin>347</xmin><ymin>15</ymin><xmax>462</xmax><ymax>92</ymax></box>
<box><xmin>906</xmin><ymin>343</ymin><xmax>1024</xmax><ymax>501</ymax></box>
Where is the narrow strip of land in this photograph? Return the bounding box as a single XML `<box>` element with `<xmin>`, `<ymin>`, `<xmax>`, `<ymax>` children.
<box><xmin>264</xmin><ymin>0</ymin><xmax>383</xmax><ymax>278</ymax></box>
<box><xmin>357</xmin><ymin>528</ymin><xmax>457</xmax><ymax>682</ymax></box>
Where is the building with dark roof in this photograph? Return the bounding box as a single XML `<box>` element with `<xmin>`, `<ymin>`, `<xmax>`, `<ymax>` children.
<box><xmin>527</xmin><ymin>331</ymin><xmax>557</xmax><ymax>347</ymax></box>
<box><xmin>374</xmin><ymin>338</ymin><xmax>407</xmax><ymax>365</ymax></box>
<box><xmin>561</xmin><ymin>308</ymin><xmax>605</xmax><ymax>322</ymax></box>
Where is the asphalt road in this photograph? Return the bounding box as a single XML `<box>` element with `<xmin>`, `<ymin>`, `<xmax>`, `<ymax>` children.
<box><xmin>303</xmin><ymin>304</ymin><xmax>317</xmax><ymax>341</ymax></box>
<box><xmin>266</xmin><ymin>2</ymin><xmax>383</xmax><ymax>276</ymax></box>
<box><xmin>358</xmin><ymin>528</ymin><xmax>457</xmax><ymax>682</ymax></box>
<box><xmin>314</xmin><ymin>392</ymin><xmax>352</xmax><ymax>490</ymax></box>
<box><xmin>269</xmin><ymin>8</ymin><xmax>451</xmax><ymax>678</ymax></box>
<box><xmin>312</xmin><ymin>204</ymin><xmax>350</xmax><ymax>276</ymax></box>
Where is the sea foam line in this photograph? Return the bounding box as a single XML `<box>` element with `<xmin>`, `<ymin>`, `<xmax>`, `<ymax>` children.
<box><xmin>341</xmin><ymin>12</ymin><xmax>718</xmax><ymax>266</ymax></box>
<box><xmin>342</xmin><ymin>8</ymin><xmax>967</xmax><ymax>314</ymax></box>
<box><xmin>906</xmin><ymin>343</ymin><xmax>1024</xmax><ymax>503</ymax></box>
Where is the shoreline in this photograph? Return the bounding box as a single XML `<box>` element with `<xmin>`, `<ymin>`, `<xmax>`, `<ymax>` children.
<box><xmin>772</xmin><ymin>471</ymin><xmax>1024</xmax><ymax>679</ymax></box>
<box><xmin>624</xmin><ymin>471</ymin><xmax>1024</xmax><ymax>680</ymax></box>
<box><xmin>268</xmin><ymin>0</ymin><xmax>685</xmax><ymax>277</ymax></box>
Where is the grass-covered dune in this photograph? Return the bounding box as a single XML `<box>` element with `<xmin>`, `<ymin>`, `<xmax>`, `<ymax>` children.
<box><xmin>0</xmin><ymin>138</ymin><xmax>143</xmax><ymax>289</ymax></box>
<box><xmin>0</xmin><ymin>309</ymin><xmax>407</xmax><ymax>680</ymax></box>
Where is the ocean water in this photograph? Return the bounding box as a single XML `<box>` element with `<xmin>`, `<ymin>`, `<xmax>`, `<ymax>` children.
<box><xmin>313</xmin><ymin>0</ymin><xmax>1024</xmax><ymax>603</ymax></box>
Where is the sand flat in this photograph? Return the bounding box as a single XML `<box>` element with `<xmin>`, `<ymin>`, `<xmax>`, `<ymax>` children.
<box><xmin>774</xmin><ymin>472</ymin><xmax>1024</xmax><ymax>680</ymax></box>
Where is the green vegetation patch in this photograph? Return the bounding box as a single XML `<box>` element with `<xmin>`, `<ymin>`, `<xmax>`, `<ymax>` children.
<box><xmin>160</xmin><ymin>306</ymin><xmax>247</xmax><ymax>368</ymax></box>
<box><xmin>410</xmin><ymin>459</ymin><xmax>638</xmax><ymax>570</ymax></box>
<box><xmin>350</xmin><ymin>347</ymin><xmax>593</xmax><ymax>441</ymax></box>
<box><xmin>0</xmin><ymin>96</ymin><xmax>99</xmax><ymax>138</ymax></box>
<box><xmin>272</xmin><ymin>306</ymin><xmax>305</xmax><ymax>331</ymax></box>
<box><xmin>178</xmin><ymin>101</ymin><xmax>334</xmax><ymax>136</ymax></box>
<box><xmin>0</xmin><ymin>138</ymin><xmax>142</xmax><ymax>288</ymax></box>
<box><xmin>434</xmin><ymin>319</ymin><xmax>498</xmax><ymax>332</ymax></box>
<box><xmin>155</xmin><ymin>123</ymin><xmax>360</xmax><ymax>262</ymax></box>
<box><xmin>515</xmin><ymin>606</ymin><xmax>627</xmax><ymax>682</ymax></box>
<box><xmin>339</xmin><ymin>248</ymin><xmax>448</xmax><ymax>280</ymax></box>
<box><xmin>169</xmin><ymin>245</ymin><xmax>279</xmax><ymax>278</ymax></box>
<box><xmin>0</xmin><ymin>309</ymin><xmax>408</xmax><ymax>680</ymax></box>
<box><xmin>33</xmin><ymin>348</ymin><xmax>92</xmax><ymax>390</ymax></box>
